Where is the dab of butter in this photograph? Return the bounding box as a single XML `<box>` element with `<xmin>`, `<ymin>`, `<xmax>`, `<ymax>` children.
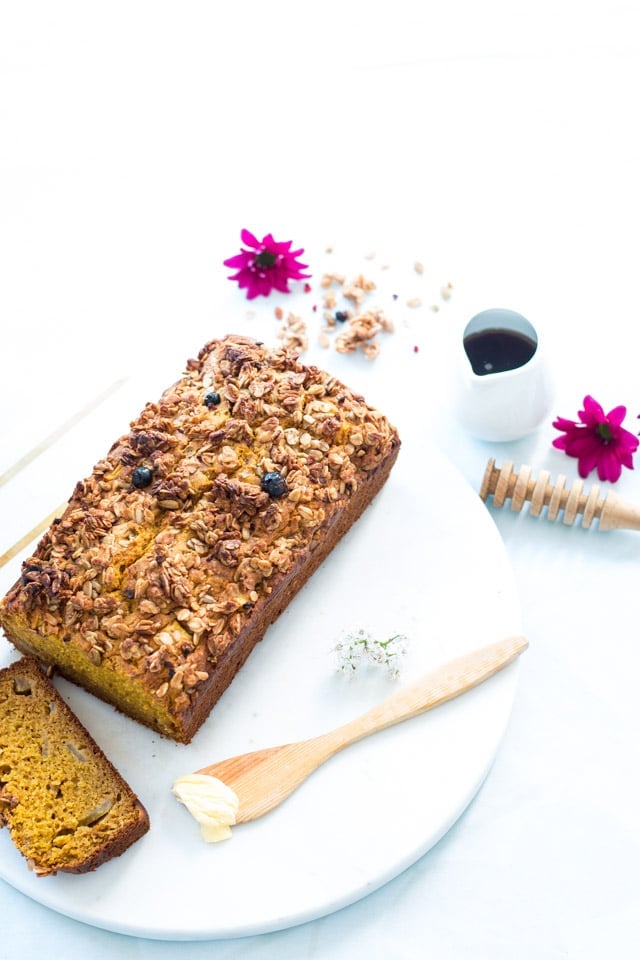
<box><xmin>172</xmin><ymin>773</ymin><xmax>239</xmax><ymax>843</ymax></box>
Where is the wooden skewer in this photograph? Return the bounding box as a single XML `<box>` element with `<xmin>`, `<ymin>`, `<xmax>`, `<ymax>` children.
<box><xmin>480</xmin><ymin>458</ymin><xmax>640</xmax><ymax>531</ymax></box>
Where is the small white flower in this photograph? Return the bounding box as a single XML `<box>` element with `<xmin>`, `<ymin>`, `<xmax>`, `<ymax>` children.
<box><xmin>333</xmin><ymin>629</ymin><xmax>409</xmax><ymax>678</ymax></box>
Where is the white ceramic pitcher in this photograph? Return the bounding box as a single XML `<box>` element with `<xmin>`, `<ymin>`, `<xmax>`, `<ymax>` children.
<box><xmin>453</xmin><ymin>307</ymin><xmax>554</xmax><ymax>442</ymax></box>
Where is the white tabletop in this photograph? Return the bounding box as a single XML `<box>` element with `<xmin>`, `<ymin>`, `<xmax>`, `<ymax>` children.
<box><xmin>2</xmin><ymin>2</ymin><xmax>640</xmax><ymax>957</ymax></box>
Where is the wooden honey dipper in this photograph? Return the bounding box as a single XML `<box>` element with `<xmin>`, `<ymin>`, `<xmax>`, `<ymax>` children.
<box><xmin>480</xmin><ymin>458</ymin><xmax>640</xmax><ymax>531</ymax></box>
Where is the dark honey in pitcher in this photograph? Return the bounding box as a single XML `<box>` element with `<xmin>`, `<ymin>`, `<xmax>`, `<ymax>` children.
<box><xmin>463</xmin><ymin>328</ymin><xmax>537</xmax><ymax>376</ymax></box>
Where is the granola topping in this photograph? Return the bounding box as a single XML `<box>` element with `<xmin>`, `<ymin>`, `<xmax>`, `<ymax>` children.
<box><xmin>1</xmin><ymin>336</ymin><xmax>399</xmax><ymax>717</ymax></box>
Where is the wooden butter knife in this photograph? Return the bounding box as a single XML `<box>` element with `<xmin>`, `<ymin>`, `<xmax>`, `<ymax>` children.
<box><xmin>195</xmin><ymin>633</ymin><xmax>529</xmax><ymax>825</ymax></box>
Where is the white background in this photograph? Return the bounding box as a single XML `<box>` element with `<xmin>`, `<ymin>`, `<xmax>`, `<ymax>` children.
<box><xmin>2</xmin><ymin>2</ymin><xmax>640</xmax><ymax>957</ymax></box>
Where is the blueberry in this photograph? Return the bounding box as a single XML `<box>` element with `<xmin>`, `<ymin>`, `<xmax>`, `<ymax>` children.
<box><xmin>132</xmin><ymin>466</ymin><xmax>153</xmax><ymax>489</ymax></box>
<box><xmin>335</xmin><ymin>310</ymin><xmax>349</xmax><ymax>323</ymax></box>
<box><xmin>261</xmin><ymin>471</ymin><xmax>287</xmax><ymax>498</ymax></box>
<box><xmin>204</xmin><ymin>391</ymin><xmax>222</xmax><ymax>407</ymax></box>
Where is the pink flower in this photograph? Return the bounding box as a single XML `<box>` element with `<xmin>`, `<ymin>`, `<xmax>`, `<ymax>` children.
<box><xmin>223</xmin><ymin>229</ymin><xmax>311</xmax><ymax>299</ymax></box>
<box><xmin>552</xmin><ymin>395</ymin><xmax>639</xmax><ymax>482</ymax></box>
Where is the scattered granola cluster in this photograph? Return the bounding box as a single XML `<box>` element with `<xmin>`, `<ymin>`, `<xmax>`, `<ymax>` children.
<box><xmin>317</xmin><ymin>272</ymin><xmax>395</xmax><ymax>360</ymax></box>
<box><xmin>275</xmin><ymin>309</ymin><xmax>308</xmax><ymax>355</ymax></box>
<box><xmin>334</xmin><ymin>308</ymin><xmax>394</xmax><ymax>360</ymax></box>
<box><xmin>267</xmin><ymin>250</ymin><xmax>453</xmax><ymax>360</ymax></box>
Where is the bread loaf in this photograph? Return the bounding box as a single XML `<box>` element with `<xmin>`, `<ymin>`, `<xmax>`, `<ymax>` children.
<box><xmin>0</xmin><ymin>335</ymin><xmax>400</xmax><ymax>742</ymax></box>
<box><xmin>0</xmin><ymin>657</ymin><xmax>149</xmax><ymax>876</ymax></box>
